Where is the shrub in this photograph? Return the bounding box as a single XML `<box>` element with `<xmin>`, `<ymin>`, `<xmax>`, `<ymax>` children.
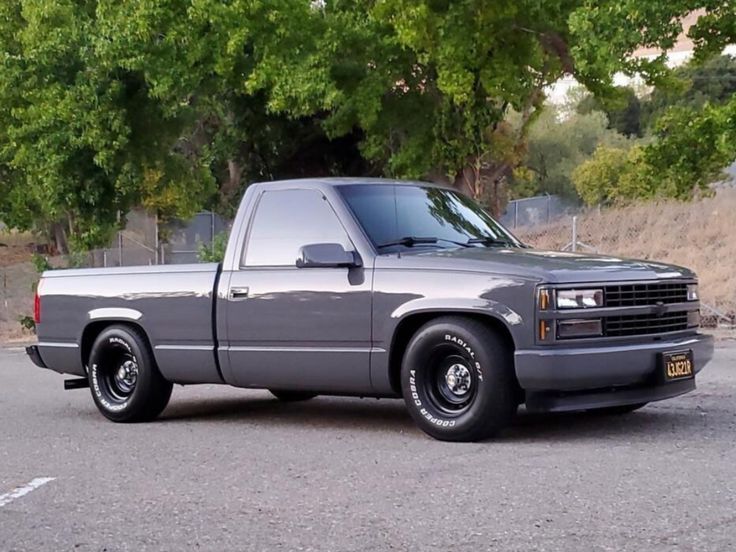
<box><xmin>197</xmin><ymin>232</ymin><xmax>228</xmax><ymax>263</ymax></box>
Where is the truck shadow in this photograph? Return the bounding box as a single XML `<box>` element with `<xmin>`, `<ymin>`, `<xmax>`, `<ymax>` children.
<box><xmin>161</xmin><ymin>395</ymin><xmax>418</xmax><ymax>434</ymax></box>
<box><xmin>506</xmin><ymin>405</ymin><xmax>707</xmax><ymax>442</ymax></box>
<box><xmin>159</xmin><ymin>393</ymin><xmax>707</xmax><ymax>442</ymax></box>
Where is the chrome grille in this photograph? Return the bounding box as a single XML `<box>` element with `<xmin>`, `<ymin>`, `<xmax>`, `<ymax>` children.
<box><xmin>605</xmin><ymin>282</ymin><xmax>688</xmax><ymax>308</ymax></box>
<box><xmin>604</xmin><ymin>312</ymin><xmax>689</xmax><ymax>337</ymax></box>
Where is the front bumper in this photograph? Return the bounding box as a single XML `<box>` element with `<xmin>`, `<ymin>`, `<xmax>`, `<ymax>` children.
<box><xmin>515</xmin><ymin>332</ymin><xmax>714</xmax><ymax>411</ymax></box>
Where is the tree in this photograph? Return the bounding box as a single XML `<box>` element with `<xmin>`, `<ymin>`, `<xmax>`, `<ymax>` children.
<box><xmin>577</xmin><ymin>87</ymin><xmax>643</xmax><ymax>137</ymax></box>
<box><xmin>518</xmin><ymin>106</ymin><xmax>631</xmax><ymax>199</ymax></box>
<box><xmin>0</xmin><ymin>1</ymin><xmax>216</xmax><ymax>252</ymax></box>
<box><xmin>2</xmin><ymin>0</ymin><xmax>735</xmax><ymax>250</ymax></box>
<box><xmin>642</xmin><ymin>98</ymin><xmax>736</xmax><ymax>195</ymax></box>
<box><xmin>570</xmin><ymin>2</ymin><xmax>736</xmax><ymax>196</ymax></box>
<box><xmin>246</xmin><ymin>0</ymin><xmax>610</xmax><ymax>214</ymax></box>
<box><xmin>96</xmin><ymin>0</ymin><xmax>372</xmax><ymax>216</ymax></box>
<box><xmin>640</xmin><ymin>54</ymin><xmax>736</xmax><ymax>131</ymax></box>
<box><xmin>572</xmin><ymin>146</ymin><xmax>652</xmax><ymax>205</ymax></box>
<box><xmin>574</xmin><ymin>97</ymin><xmax>736</xmax><ymax>206</ymax></box>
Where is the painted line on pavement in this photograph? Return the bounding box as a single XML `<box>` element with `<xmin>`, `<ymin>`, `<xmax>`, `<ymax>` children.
<box><xmin>0</xmin><ymin>477</ymin><xmax>56</xmax><ymax>508</ymax></box>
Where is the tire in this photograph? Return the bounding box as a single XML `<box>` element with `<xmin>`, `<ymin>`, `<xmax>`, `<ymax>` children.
<box><xmin>87</xmin><ymin>325</ymin><xmax>173</xmax><ymax>423</ymax></box>
<box><xmin>400</xmin><ymin>316</ymin><xmax>518</xmax><ymax>442</ymax></box>
<box><xmin>269</xmin><ymin>390</ymin><xmax>318</xmax><ymax>402</ymax></box>
<box><xmin>590</xmin><ymin>402</ymin><xmax>648</xmax><ymax>415</ymax></box>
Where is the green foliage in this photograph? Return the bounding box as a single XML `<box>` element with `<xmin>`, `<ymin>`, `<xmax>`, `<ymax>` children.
<box><xmin>0</xmin><ymin>1</ymin><xmax>216</xmax><ymax>250</ymax></box>
<box><xmin>641</xmin><ymin>55</ymin><xmax>736</xmax><ymax>131</ymax></box>
<box><xmin>578</xmin><ymin>87</ymin><xmax>643</xmax><ymax>137</ymax></box>
<box><xmin>0</xmin><ymin>0</ymin><xmax>734</xmax><ymax>246</ymax></box>
<box><xmin>197</xmin><ymin>232</ymin><xmax>228</xmax><ymax>264</ymax></box>
<box><xmin>642</xmin><ymin>97</ymin><xmax>736</xmax><ymax>196</ymax></box>
<box><xmin>31</xmin><ymin>253</ymin><xmax>51</xmax><ymax>274</ymax></box>
<box><xmin>572</xmin><ymin>146</ymin><xmax>652</xmax><ymax>206</ymax></box>
<box><xmin>518</xmin><ymin>106</ymin><xmax>632</xmax><ymax>199</ymax></box>
<box><xmin>66</xmin><ymin>250</ymin><xmax>90</xmax><ymax>269</ymax></box>
<box><xmin>95</xmin><ymin>0</ymin><xmax>366</xmax><ymax>217</ymax></box>
<box><xmin>569</xmin><ymin>5</ymin><xmax>736</xmax><ymax>201</ymax></box>
<box><xmin>18</xmin><ymin>315</ymin><xmax>36</xmax><ymax>332</ymax></box>
<box><xmin>246</xmin><ymin>0</ymin><xmax>617</xmax><ymax>203</ymax></box>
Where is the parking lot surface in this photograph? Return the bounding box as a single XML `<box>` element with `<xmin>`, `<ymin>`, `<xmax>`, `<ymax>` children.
<box><xmin>1</xmin><ymin>342</ymin><xmax>735</xmax><ymax>551</ymax></box>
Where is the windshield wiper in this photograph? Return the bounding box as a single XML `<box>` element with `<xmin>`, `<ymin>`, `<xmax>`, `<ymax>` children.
<box><xmin>376</xmin><ymin>236</ymin><xmax>471</xmax><ymax>249</ymax></box>
<box><xmin>466</xmin><ymin>236</ymin><xmax>514</xmax><ymax>247</ymax></box>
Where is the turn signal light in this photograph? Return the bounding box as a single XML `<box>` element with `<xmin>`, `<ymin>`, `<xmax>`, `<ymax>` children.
<box><xmin>539</xmin><ymin>320</ymin><xmax>552</xmax><ymax>341</ymax></box>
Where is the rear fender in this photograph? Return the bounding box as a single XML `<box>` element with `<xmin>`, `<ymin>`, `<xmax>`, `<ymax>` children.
<box><xmin>87</xmin><ymin>307</ymin><xmax>143</xmax><ymax>322</ymax></box>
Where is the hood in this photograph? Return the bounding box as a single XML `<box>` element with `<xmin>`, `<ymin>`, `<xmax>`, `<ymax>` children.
<box><xmin>380</xmin><ymin>247</ymin><xmax>695</xmax><ymax>284</ymax></box>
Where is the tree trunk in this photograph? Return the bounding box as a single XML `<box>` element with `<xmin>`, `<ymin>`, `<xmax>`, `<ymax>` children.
<box><xmin>221</xmin><ymin>159</ymin><xmax>243</xmax><ymax>205</ymax></box>
<box><xmin>50</xmin><ymin>222</ymin><xmax>69</xmax><ymax>255</ymax></box>
<box><xmin>450</xmin><ymin>166</ymin><xmax>479</xmax><ymax>197</ymax></box>
<box><xmin>449</xmin><ymin>162</ymin><xmax>510</xmax><ymax>217</ymax></box>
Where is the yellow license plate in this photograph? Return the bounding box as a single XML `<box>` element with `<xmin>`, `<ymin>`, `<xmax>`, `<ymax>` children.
<box><xmin>663</xmin><ymin>350</ymin><xmax>694</xmax><ymax>381</ymax></box>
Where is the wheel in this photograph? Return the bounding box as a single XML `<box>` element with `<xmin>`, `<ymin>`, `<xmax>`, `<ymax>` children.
<box><xmin>590</xmin><ymin>402</ymin><xmax>648</xmax><ymax>415</ymax></box>
<box><xmin>87</xmin><ymin>325</ymin><xmax>173</xmax><ymax>422</ymax></box>
<box><xmin>269</xmin><ymin>390</ymin><xmax>318</xmax><ymax>402</ymax></box>
<box><xmin>400</xmin><ymin>316</ymin><xmax>518</xmax><ymax>442</ymax></box>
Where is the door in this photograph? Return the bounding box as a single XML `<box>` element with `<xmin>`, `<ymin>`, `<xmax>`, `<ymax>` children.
<box><xmin>223</xmin><ymin>188</ymin><xmax>373</xmax><ymax>392</ymax></box>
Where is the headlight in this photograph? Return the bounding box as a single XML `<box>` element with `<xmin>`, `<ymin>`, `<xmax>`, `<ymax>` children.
<box><xmin>687</xmin><ymin>283</ymin><xmax>699</xmax><ymax>302</ymax></box>
<box><xmin>556</xmin><ymin>289</ymin><xmax>604</xmax><ymax>309</ymax></box>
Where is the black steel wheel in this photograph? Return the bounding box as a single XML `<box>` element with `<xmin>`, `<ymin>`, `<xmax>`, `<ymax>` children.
<box><xmin>88</xmin><ymin>325</ymin><xmax>172</xmax><ymax>422</ymax></box>
<box><xmin>423</xmin><ymin>350</ymin><xmax>478</xmax><ymax>416</ymax></box>
<box><xmin>401</xmin><ymin>316</ymin><xmax>518</xmax><ymax>442</ymax></box>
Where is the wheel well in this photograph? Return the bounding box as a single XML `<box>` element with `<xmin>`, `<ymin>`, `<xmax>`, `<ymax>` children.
<box><xmin>80</xmin><ymin>320</ymin><xmax>150</xmax><ymax>368</ymax></box>
<box><xmin>387</xmin><ymin>312</ymin><xmax>517</xmax><ymax>395</ymax></box>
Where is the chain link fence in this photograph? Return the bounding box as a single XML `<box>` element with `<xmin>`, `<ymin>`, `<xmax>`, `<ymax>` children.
<box><xmin>76</xmin><ymin>211</ymin><xmax>228</xmax><ymax>268</ymax></box>
<box><xmin>500</xmin><ymin>194</ymin><xmax>579</xmax><ymax>230</ymax></box>
<box><xmin>163</xmin><ymin>212</ymin><xmax>229</xmax><ymax>264</ymax></box>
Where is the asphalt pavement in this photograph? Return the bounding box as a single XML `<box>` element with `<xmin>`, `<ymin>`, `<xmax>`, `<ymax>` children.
<box><xmin>1</xmin><ymin>341</ymin><xmax>735</xmax><ymax>551</ymax></box>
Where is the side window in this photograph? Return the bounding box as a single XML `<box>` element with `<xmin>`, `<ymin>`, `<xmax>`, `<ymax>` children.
<box><xmin>242</xmin><ymin>189</ymin><xmax>352</xmax><ymax>267</ymax></box>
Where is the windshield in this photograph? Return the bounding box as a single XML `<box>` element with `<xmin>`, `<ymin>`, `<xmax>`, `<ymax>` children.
<box><xmin>338</xmin><ymin>184</ymin><xmax>524</xmax><ymax>252</ymax></box>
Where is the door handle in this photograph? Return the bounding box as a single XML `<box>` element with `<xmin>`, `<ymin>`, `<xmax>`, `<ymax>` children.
<box><xmin>229</xmin><ymin>286</ymin><xmax>249</xmax><ymax>301</ymax></box>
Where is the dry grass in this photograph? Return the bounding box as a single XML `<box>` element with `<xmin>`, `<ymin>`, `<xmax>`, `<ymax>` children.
<box><xmin>0</xmin><ymin>232</ymin><xmax>37</xmax><ymax>341</ymax></box>
<box><xmin>516</xmin><ymin>190</ymin><xmax>736</xmax><ymax>320</ymax></box>
<box><xmin>0</xmin><ymin>261</ymin><xmax>37</xmax><ymax>342</ymax></box>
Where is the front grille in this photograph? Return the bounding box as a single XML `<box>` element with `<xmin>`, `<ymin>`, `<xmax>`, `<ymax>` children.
<box><xmin>605</xmin><ymin>282</ymin><xmax>688</xmax><ymax>307</ymax></box>
<box><xmin>604</xmin><ymin>312</ymin><xmax>689</xmax><ymax>337</ymax></box>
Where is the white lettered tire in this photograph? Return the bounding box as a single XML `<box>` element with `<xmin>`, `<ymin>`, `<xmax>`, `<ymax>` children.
<box><xmin>401</xmin><ymin>316</ymin><xmax>518</xmax><ymax>441</ymax></box>
<box><xmin>88</xmin><ymin>325</ymin><xmax>173</xmax><ymax>422</ymax></box>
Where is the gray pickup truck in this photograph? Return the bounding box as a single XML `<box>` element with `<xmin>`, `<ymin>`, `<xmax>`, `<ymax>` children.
<box><xmin>27</xmin><ymin>178</ymin><xmax>713</xmax><ymax>441</ymax></box>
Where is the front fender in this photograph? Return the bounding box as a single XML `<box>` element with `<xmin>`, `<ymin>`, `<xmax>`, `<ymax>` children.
<box><xmin>390</xmin><ymin>297</ymin><xmax>524</xmax><ymax>333</ymax></box>
<box><xmin>368</xmin><ymin>297</ymin><xmax>527</xmax><ymax>395</ymax></box>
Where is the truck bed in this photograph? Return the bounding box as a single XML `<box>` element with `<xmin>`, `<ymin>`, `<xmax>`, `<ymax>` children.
<box><xmin>36</xmin><ymin>263</ymin><xmax>222</xmax><ymax>384</ymax></box>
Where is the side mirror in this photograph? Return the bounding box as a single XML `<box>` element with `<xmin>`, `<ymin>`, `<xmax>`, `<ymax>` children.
<box><xmin>296</xmin><ymin>243</ymin><xmax>362</xmax><ymax>269</ymax></box>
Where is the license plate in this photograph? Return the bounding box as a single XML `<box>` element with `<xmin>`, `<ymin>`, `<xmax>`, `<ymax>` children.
<box><xmin>662</xmin><ymin>350</ymin><xmax>694</xmax><ymax>381</ymax></box>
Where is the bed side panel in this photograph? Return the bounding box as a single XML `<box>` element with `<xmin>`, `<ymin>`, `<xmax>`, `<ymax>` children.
<box><xmin>36</xmin><ymin>266</ymin><xmax>220</xmax><ymax>383</ymax></box>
